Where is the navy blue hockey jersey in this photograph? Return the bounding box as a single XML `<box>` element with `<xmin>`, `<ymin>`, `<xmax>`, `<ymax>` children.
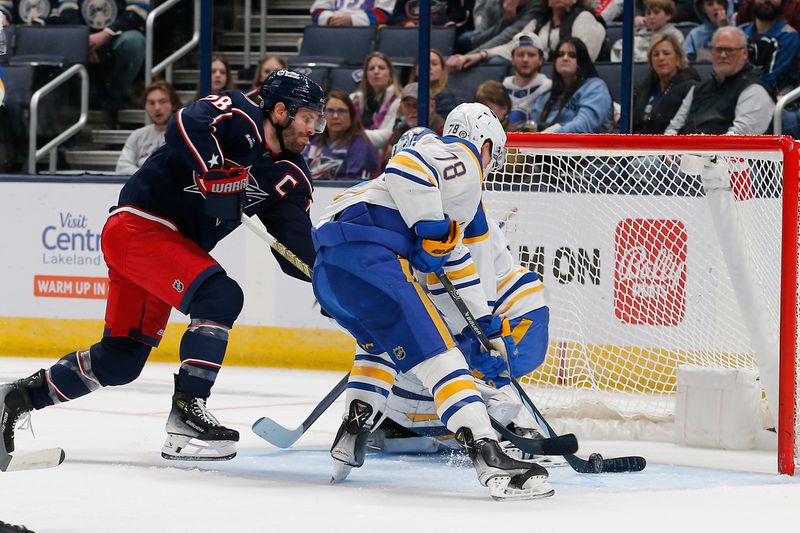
<box><xmin>117</xmin><ymin>90</ymin><xmax>315</xmax><ymax>280</ymax></box>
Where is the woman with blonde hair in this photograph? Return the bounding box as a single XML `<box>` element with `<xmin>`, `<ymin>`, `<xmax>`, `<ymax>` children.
<box><xmin>409</xmin><ymin>49</ymin><xmax>457</xmax><ymax>118</ymax></box>
<box><xmin>244</xmin><ymin>55</ymin><xmax>288</xmax><ymax>98</ymax></box>
<box><xmin>350</xmin><ymin>51</ymin><xmax>402</xmax><ymax>152</ymax></box>
<box><xmin>632</xmin><ymin>32</ymin><xmax>699</xmax><ymax>134</ymax></box>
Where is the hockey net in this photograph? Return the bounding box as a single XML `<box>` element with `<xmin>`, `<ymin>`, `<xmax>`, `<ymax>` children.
<box><xmin>483</xmin><ymin>133</ymin><xmax>800</xmax><ymax>474</ymax></box>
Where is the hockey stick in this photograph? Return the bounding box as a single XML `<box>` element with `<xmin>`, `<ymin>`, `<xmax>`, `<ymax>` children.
<box><xmin>435</xmin><ymin>272</ymin><xmax>646</xmax><ymax>474</ymax></box>
<box><xmin>252</xmin><ymin>372</ymin><xmax>350</xmax><ymax>448</ymax></box>
<box><xmin>490</xmin><ymin>418</ymin><xmax>577</xmax><ymax>456</ymax></box>
<box><xmin>240</xmin><ymin>214</ymin><xmax>313</xmax><ymax>279</ymax></box>
<box><xmin>0</xmin><ymin>448</ymin><xmax>66</xmax><ymax>472</ymax></box>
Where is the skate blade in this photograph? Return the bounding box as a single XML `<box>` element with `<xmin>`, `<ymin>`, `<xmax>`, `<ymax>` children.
<box><xmin>330</xmin><ymin>460</ymin><xmax>353</xmax><ymax>484</ymax></box>
<box><xmin>161</xmin><ymin>434</ymin><xmax>237</xmax><ymax>461</ymax></box>
<box><xmin>487</xmin><ymin>476</ymin><xmax>555</xmax><ymax>501</ymax></box>
<box><xmin>0</xmin><ymin>448</ymin><xmax>65</xmax><ymax>472</ymax></box>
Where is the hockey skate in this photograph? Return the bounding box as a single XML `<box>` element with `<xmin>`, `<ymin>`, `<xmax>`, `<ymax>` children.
<box><xmin>161</xmin><ymin>386</ymin><xmax>239</xmax><ymax>461</ymax></box>
<box><xmin>0</xmin><ymin>370</ymin><xmax>65</xmax><ymax>472</ymax></box>
<box><xmin>456</xmin><ymin>427</ymin><xmax>554</xmax><ymax>501</ymax></box>
<box><xmin>330</xmin><ymin>399</ymin><xmax>373</xmax><ymax>483</ymax></box>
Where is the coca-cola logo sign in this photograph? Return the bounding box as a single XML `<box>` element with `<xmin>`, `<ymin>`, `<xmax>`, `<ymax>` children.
<box><xmin>614</xmin><ymin>219</ymin><xmax>687</xmax><ymax>326</ymax></box>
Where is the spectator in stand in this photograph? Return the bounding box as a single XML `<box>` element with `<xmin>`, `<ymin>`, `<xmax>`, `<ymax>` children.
<box><xmin>380</xmin><ymin>82</ymin><xmax>445</xmax><ymax>167</ymax></box>
<box><xmin>408</xmin><ymin>49</ymin><xmax>457</xmax><ymax>119</ymax></box>
<box><xmin>611</xmin><ymin>0</ymin><xmax>685</xmax><ymax>62</ymax></box>
<box><xmin>116</xmin><ymin>81</ymin><xmax>181</xmax><ymax>175</ymax></box>
<box><xmin>737</xmin><ymin>0</ymin><xmax>800</xmax><ymax>29</ymax></box>
<box><xmin>303</xmin><ymin>91</ymin><xmax>379</xmax><ymax>180</ymax></box>
<box><xmin>244</xmin><ymin>55</ymin><xmax>288</xmax><ymax>98</ymax></box>
<box><xmin>632</xmin><ymin>33</ymin><xmax>700</xmax><ymax>133</ymax></box>
<box><xmin>476</xmin><ymin>80</ymin><xmax>514</xmax><ymax>129</ymax></box>
<box><xmin>32</xmin><ymin>0</ymin><xmax>150</xmax><ymax>110</ymax></box>
<box><xmin>535</xmin><ymin>0</ymin><xmax>608</xmax><ymax>60</ymax></box>
<box><xmin>389</xmin><ymin>0</ymin><xmax>469</xmax><ymax>26</ymax></box>
<box><xmin>684</xmin><ymin>0</ymin><xmax>733</xmax><ymax>61</ymax></box>
<box><xmin>195</xmin><ymin>56</ymin><xmax>235</xmax><ymax>100</ymax></box>
<box><xmin>592</xmin><ymin>0</ymin><xmax>696</xmax><ymax>24</ymax></box>
<box><xmin>447</xmin><ymin>0</ymin><xmax>542</xmax><ymax>66</ymax></box>
<box><xmin>350</xmin><ymin>52</ymin><xmax>402</xmax><ymax>152</ymax></box>
<box><xmin>739</xmin><ymin>0</ymin><xmax>800</xmax><ymax>94</ymax></box>
<box><xmin>503</xmin><ymin>32</ymin><xmax>552</xmax><ymax>130</ymax></box>
<box><xmin>531</xmin><ymin>37</ymin><xmax>614</xmax><ymax>132</ymax></box>
<box><xmin>311</xmin><ymin>0</ymin><xmax>394</xmax><ymax>25</ymax></box>
<box><xmin>666</xmin><ymin>26</ymin><xmax>775</xmax><ymax>134</ymax></box>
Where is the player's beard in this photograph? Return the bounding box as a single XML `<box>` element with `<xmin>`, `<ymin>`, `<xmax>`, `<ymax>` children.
<box><xmin>753</xmin><ymin>2</ymin><xmax>781</xmax><ymax>21</ymax></box>
<box><xmin>280</xmin><ymin>123</ymin><xmax>311</xmax><ymax>155</ymax></box>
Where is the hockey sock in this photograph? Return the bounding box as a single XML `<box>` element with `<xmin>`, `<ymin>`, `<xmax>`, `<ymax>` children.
<box><xmin>29</xmin><ymin>338</ymin><xmax>151</xmax><ymax>409</ymax></box>
<box><xmin>411</xmin><ymin>347</ymin><xmax>495</xmax><ymax>441</ymax></box>
<box><xmin>343</xmin><ymin>349</ymin><xmax>397</xmax><ymax>425</ymax></box>
<box><xmin>176</xmin><ymin>320</ymin><xmax>230</xmax><ymax>398</ymax></box>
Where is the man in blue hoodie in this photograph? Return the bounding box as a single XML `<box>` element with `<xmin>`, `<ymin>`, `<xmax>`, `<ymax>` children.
<box><xmin>684</xmin><ymin>0</ymin><xmax>734</xmax><ymax>61</ymax></box>
<box><xmin>740</xmin><ymin>0</ymin><xmax>800</xmax><ymax>93</ymax></box>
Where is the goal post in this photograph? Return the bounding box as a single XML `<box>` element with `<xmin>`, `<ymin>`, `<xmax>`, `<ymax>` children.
<box><xmin>484</xmin><ymin>133</ymin><xmax>799</xmax><ymax>474</ymax></box>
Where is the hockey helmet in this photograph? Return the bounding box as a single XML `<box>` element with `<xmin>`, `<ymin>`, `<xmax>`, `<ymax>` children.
<box><xmin>443</xmin><ymin>103</ymin><xmax>507</xmax><ymax>172</ymax></box>
<box><xmin>390</xmin><ymin>127</ymin><xmax>436</xmax><ymax>158</ymax></box>
<box><xmin>259</xmin><ymin>69</ymin><xmax>326</xmax><ymax>133</ymax></box>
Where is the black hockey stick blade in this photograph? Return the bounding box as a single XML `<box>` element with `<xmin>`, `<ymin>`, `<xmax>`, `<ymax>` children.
<box><xmin>252</xmin><ymin>372</ymin><xmax>350</xmax><ymax>448</ymax></box>
<box><xmin>490</xmin><ymin>417</ymin><xmax>578</xmax><ymax>456</ymax></box>
<box><xmin>564</xmin><ymin>452</ymin><xmax>647</xmax><ymax>473</ymax></box>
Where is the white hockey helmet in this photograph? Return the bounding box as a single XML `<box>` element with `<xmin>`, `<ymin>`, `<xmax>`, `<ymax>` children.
<box><xmin>390</xmin><ymin>126</ymin><xmax>436</xmax><ymax>158</ymax></box>
<box><xmin>443</xmin><ymin>103</ymin><xmax>507</xmax><ymax>172</ymax></box>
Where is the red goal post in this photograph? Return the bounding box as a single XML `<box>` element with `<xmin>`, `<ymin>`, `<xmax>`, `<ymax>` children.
<box><xmin>484</xmin><ymin>133</ymin><xmax>800</xmax><ymax>474</ymax></box>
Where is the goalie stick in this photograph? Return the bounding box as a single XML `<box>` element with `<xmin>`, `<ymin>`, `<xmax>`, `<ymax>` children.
<box><xmin>435</xmin><ymin>272</ymin><xmax>646</xmax><ymax>474</ymax></box>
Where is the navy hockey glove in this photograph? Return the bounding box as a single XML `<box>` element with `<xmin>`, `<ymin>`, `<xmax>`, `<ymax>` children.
<box><xmin>409</xmin><ymin>216</ymin><xmax>460</xmax><ymax>273</ymax></box>
<box><xmin>462</xmin><ymin>315</ymin><xmax>517</xmax><ymax>385</ymax></box>
<box><xmin>200</xmin><ymin>165</ymin><xmax>249</xmax><ymax>223</ymax></box>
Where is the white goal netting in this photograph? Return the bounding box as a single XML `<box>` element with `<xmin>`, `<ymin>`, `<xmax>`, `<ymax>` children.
<box><xmin>483</xmin><ymin>134</ymin><xmax>800</xmax><ymax>472</ymax></box>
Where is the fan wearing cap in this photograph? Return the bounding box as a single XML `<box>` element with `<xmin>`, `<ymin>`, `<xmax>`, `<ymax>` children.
<box><xmin>502</xmin><ymin>33</ymin><xmax>552</xmax><ymax>131</ymax></box>
<box><xmin>380</xmin><ymin>82</ymin><xmax>445</xmax><ymax>167</ymax></box>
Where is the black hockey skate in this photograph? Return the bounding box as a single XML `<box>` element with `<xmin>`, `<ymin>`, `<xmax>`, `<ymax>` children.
<box><xmin>456</xmin><ymin>427</ymin><xmax>554</xmax><ymax>501</ymax></box>
<box><xmin>330</xmin><ymin>399</ymin><xmax>374</xmax><ymax>483</ymax></box>
<box><xmin>0</xmin><ymin>370</ymin><xmax>64</xmax><ymax>472</ymax></box>
<box><xmin>0</xmin><ymin>519</ymin><xmax>34</xmax><ymax>532</ymax></box>
<box><xmin>161</xmin><ymin>382</ymin><xmax>239</xmax><ymax>461</ymax></box>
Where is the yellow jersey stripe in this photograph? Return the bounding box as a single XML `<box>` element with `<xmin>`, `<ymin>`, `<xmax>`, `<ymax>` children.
<box><xmin>497</xmin><ymin>267</ymin><xmax>529</xmax><ymax>293</ymax></box>
<box><xmin>446</xmin><ymin>263</ymin><xmax>478</xmax><ymax>280</ymax></box>
<box><xmin>462</xmin><ymin>231</ymin><xmax>489</xmax><ymax>244</ymax></box>
<box><xmin>351</xmin><ymin>365</ymin><xmax>395</xmax><ymax>385</ymax></box>
<box><xmin>434</xmin><ymin>379</ymin><xmax>478</xmax><ymax>410</ymax></box>
<box><xmin>392</xmin><ymin>154</ymin><xmax>436</xmax><ymax>186</ymax></box>
<box><xmin>511</xmin><ymin>319</ymin><xmax>533</xmax><ymax>344</ymax></box>
<box><xmin>497</xmin><ymin>285</ymin><xmax>545</xmax><ymax>316</ymax></box>
<box><xmin>399</xmin><ymin>257</ymin><xmax>455</xmax><ymax>349</ymax></box>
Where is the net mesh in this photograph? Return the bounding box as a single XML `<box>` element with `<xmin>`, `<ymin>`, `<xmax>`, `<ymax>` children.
<box><xmin>483</xmin><ymin>139</ymin><xmax>793</xmax><ymax>438</ymax></box>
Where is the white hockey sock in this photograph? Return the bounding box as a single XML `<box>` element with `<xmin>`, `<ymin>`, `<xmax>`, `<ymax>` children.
<box><xmin>411</xmin><ymin>347</ymin><xmax>495</xmax><ymax>441</ymax></box>
<box><xmin>343</xmin><ymin>349</ymin><xmax>397</xmax><ymax>425</ymax></box>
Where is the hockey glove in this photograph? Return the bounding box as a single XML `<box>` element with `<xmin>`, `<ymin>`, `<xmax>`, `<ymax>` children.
<box><xmin>462</xmin><ymin>315</ymin><xmax>517</xmax><ymax>383</ymax></box>
<box><xmin>409</xmin><ymin>216</ymin><xmax>460</xmax><ymax>273</ymax></box>
<box><xmin>199</xmin><ymin>165</ymin><xmax>249</xmax><ymax>223</ymax></box>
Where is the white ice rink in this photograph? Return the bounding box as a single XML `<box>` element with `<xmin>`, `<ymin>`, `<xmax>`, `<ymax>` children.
<box><xmin>2</xmin><ymin>356</ymin><xmax>800</xmax><ymax>533</ymax></box>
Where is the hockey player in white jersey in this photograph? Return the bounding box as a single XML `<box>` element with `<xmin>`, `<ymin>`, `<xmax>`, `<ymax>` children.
<box><xmin>311</xmin><ymin>104</ymin><xmax>554</xmax><ymax>501</ymax></box>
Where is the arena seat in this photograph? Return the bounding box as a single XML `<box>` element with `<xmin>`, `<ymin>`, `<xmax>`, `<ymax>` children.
<box><xmin>9</xmin><ymin>25</ymin><xmax>88</xmax><ymax>66</ymax></box>
<box><xmin>376</xmin><ymin>26</ymin><xmax>457</xmax><ymax>66</ymax></box>
<box><xmin>327</xmin><ymin>66</ymin><xmax>361</xmax><ymax>93</ymax></box>
<box><xmin>293</xmin><ymin>26</ymin><xmax>376</xmax><ymax>67</ymax></box>
<box><xmin>291</xmin><ymin>65</ymin><xmax>330</xmax><ymax>91</ymax></box>
<box><xmin>0</xmin><ymin>25</ymin><xmax>15</xmax><ymax>65</ymax></box>
<box><xmin>447</xmin><ymin>64</ymin><xmax>509</xmax><ymax>104</ymax></box>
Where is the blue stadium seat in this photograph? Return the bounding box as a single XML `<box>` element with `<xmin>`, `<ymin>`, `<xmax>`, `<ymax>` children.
<box><xmin>294</xmin><ymin>26</ymin><xmax>376</xmax><ymax>67</ymax></box>
<box><xmin>290</xmin><ymin>65</ymin><xmax>330</xmax><ymax>91</ymax></box>
<box><xmin>448</xmin><ymin>64</ymin><xmax>509</xmax><ymax>104</ymax></box>
<box><xmin>9</xmin><ymin>25</ymin><xmax>88</xmax><ymax>66</ymax></box>
<box><xmin>376</xmin><ymin>26</ymin><xmax>457</xmax><ymax>66</ymax></box>
<box><xmin>675</xmin><ymin>22</ymin><xmax>699</xmax><ymax>38</ymax></box>
<box><xmin>328</xmin><ymin>66</ymin><xmax>361</xmax><ymax>93</ymax></box>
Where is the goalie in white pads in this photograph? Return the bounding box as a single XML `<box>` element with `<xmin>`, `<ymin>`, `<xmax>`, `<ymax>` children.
<box><xmin>311</xmin><ymin>105</ymin><xmax>553</xmax><ymax>501</ymax></box>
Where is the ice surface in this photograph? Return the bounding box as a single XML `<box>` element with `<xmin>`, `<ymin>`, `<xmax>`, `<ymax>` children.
<box><xmin>1</xmin><ymin>357</ymin><xmax>799</xmax><ymax>533</ymax></box>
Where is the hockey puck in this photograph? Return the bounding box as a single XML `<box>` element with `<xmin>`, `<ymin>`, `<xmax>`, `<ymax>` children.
<box><xmin>588</xmin><ymin>453</ymin><xmax>603</xmax><ymax>473</ymax></box>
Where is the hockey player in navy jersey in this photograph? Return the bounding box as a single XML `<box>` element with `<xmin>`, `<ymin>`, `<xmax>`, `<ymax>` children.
<box><xmin>0</xmin><ymin>70</ymin><xmax>325</xmax><ymax>464</ymax></box>
<box><xmin>312</xmin><ymin>104</ymin><xmax>554</xmax><ymax>500</ymax></box>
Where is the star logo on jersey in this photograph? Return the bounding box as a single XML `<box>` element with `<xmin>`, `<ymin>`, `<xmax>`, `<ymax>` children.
<box><xmin>207</xmin><ymin>154</ymin><xmax>220</xmax><ymax>168</ymax></box>
<box><xmin>184</xmin><ymin>163</ymin><xmax>269</xmax><ymax>209</ymax></box>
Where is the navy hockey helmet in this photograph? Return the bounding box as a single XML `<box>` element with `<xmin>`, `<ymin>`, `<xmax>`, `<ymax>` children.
<box><xmin>259</xmin><ymin>69</ymin><xmax>326</xmax><ymax>133</ymax></box>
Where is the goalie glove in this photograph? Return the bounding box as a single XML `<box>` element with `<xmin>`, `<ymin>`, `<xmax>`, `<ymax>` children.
<box><xmin>409</xmin><ymin>216</ymin><xmax>460</xmax><ymax>273</ymax></box>
<box><xmin>199</xmin><ymin>165</ymin><xmax>249</xmax><ymax>223</ymax></box>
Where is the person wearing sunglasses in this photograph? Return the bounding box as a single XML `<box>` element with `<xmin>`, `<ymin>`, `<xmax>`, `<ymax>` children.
<box><xmin>304</xmin><ymin>91</ymin><xmax>379</xmax><ymax>180</ymax></box>
<box><xmin>665</xmin><ymin>26</ymin><xmax>775</xmax><ymax>135</ymax></box>
<box><xmin>530</xmin><ymin>37</ymin><xmax>613</xmax><ymax>133</ymax></box>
